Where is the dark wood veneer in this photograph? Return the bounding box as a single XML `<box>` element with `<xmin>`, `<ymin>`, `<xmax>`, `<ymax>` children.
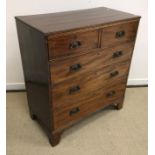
<box><xmin>50</xmin><ymin>42</ymin><xmax>134</xmax><ymax>84</ymax></box>
<box><xmin>16</xmin><ymin>7</ymin><xmax>140</xmax><ymax>34</ymax></box>
<box><xmin>16</xmin><ymin>21</ymin><xmax>51</xmax><ymax>131</ymax></box>
<box><xmin>15</xmin><ymin>7</ymin><xmax>140</xmax><ymax>146</ymax></box>
<box><xmin>48</xmin><ymin>30</ymin><xmax>99</xmax><ymax>58</ymax></box>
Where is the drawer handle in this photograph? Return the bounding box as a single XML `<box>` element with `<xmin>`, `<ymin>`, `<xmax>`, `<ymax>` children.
<box><xmin>69</xmin><ymin>41</ymin><xmax>82</xmax><ymax>49</ymax></box>
<box><xmin>112</xmin><ymin>51</ymin><xmax>123</xmax><ymax>58</ymax></box>
<box><xmin>70</xmin><ymin>64</ymin><xmax>82</xmax><ymax>71</ymax></box>
<box><xmin>110</xmin><ymin>71</ymin><xmax>119</xmax><ymax>77</ymax></box>
<box><xmin>69</xmin><ymin>85</ymin><xmax>80</xmax><ymax>94</ymax></box>
<box><xmin>115</xmin><ymin>30</ymin><xmax>125</xmax><ymax>38</ymax></box>
<box><xmin>106</xmin><ymin>91</ymin><xmax>116</xmax><ymax>97</ymax></box>
<box><xmin>69</xmin><ymin>107</ymin><xmax>80</xmax><ymax>116</ymax></box>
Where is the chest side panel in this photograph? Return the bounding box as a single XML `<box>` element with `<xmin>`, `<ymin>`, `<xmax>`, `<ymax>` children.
<box><xmin>16</xmin><ymin>19</ymin><xmax>52</xmax><ymax>132</ymax></box>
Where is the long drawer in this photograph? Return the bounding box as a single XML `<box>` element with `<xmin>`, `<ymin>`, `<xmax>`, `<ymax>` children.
<box><xmin>50</xmin><ymin>42</ymin><xmax>134</xmax><ymax>84</ymax></box>
<box><xmin>53</xmin><ymin>81</ymin><xmax>126</xmax><ymax>130</ymax></box>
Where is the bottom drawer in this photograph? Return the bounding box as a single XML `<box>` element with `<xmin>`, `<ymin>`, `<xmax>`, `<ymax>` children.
<box><xmin>53</xmin><ymin>82</ymin><xmax>126</xmax><ymax>130</ymax></box>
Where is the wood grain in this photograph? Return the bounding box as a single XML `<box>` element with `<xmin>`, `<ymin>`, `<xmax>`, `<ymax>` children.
<box><xmin>52</xmin><ymin>61</ymin><xmax>129</xmax><ymax>111</ymax></box>
<box><xmin>15</xmin><ymin>7</ymin><xmax>140</xmax><ymax>35</ymax></box>
<box><xmin>102</xmin><ymin>20</ymin><xmax>139</xmax><ymax>47</ymax></box>
<box><xmin>53</xmin><ymin>81</ymin><xmax>126</xmax><ymax>130</ymax></box>
<box><xmin>48</xmin><ymin>30</ymin><xmax>99</xmax><ymax>58</ymax></box>
<box><xmin>50</xmin><ymin>42</ymin><xmax>134</xmax><ymax>84</ymax></box>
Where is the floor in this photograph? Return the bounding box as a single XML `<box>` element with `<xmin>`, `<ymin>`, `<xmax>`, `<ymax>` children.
<box><xmin>6</xmin><ymin>88</ymin><xmax>147</xmax><ymax>155</ymax></box>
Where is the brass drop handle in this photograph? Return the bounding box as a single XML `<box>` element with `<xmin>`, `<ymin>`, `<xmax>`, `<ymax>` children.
<box><xmin>69</xmin><ymin>107</ymin><xmax>80</xmax><ymax>116</ymax></box>
<box><xmin>115</xmin><ymin>30</ymin><xmax>125</xmax><ymax>38</ymax></box>
<box><xmin>69</xmin><ymin>85</ymin><xmax>80</xmax><ymax>94</ymax></box>
<box><xmin>110</xmin><ymin>71</ymin><xmax>119</xmax><ymax>77</ymax></box>
<box><xmin>70</xmin><ymin>63</ymin><xmax>82</xmax><ymax>71</ymax></box>
<box><xmin>69</xmin><ymin>41</ymin><xmax>82</xmax><ymax>49</ymax></box>
<box><xmin>112</xmin><ymin>51</ymin><xmax>123</xmax><ymax>58</ymax></box>
<box><xmin>106</xmin><ymin>91</ymin><xmax>116</xmax><ymax>97</ymax></box>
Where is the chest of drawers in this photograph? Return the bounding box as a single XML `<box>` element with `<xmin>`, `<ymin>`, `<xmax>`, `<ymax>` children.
<box><xmin>15</xmin><ymin>7</ymin><xmax>140</xmax><ymax>146</ymax></box>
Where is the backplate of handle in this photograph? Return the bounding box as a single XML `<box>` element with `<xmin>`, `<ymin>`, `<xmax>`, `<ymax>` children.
<box><xmin>112</xmin><ymin>51</ymin><xmax>123</xmax><ymax>58</ymax></box>
<box><xmin>69</xmin><ymin>40</ymin><xmax>82</xmax><ymax>49</ymax></box>
<box><xmin>106</xmin><ymin>91</ymin><xmax>116</xmax><ymax>97</ymax></box>
<box><xmin>110</xmin><ymin>71</ymin><xmax>119</xmax><ymax>77</ymax></box>
<box><xmin>69</xmin><ymin>107</ymin><xmax>80</xmax><ymax>116</ymax></box>
<box><xmin>115</xmin><ymin>30</ymin><xmax>125</xmax><ymax>38</ymax></box>
<box><xmin>70</xmin><ymin>63</ymin><xmax>82</xmax><ymax>71</ymax></box>
<box><xmin>69</xmin><ymin>85</ymin><xmax>80</xmax><ymax>94</ymax></box>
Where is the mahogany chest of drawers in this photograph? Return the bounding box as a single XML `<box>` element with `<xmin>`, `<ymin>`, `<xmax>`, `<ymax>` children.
<box><xmin>15</xmin><ymin>7</ymin><xmax>140</xmax><ymax>146</ymax></box>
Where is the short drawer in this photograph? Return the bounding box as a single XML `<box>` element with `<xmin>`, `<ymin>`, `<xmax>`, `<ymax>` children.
<box><xmin>53</xmin><ymin>82</ymin><xmax>126</xmax><ymax>130</ymax></box>
<box><xmin>101</xmin><ymin>20</ymin><xmax>139</xmax><ymax>48</ymax></box>
<box><xmin>48</xmin><ymin>30</ymin><xmax>99</xmax><ymax>59</ymax></box>
<box><xmin>50</xmin><ymin>42</ymin><xmax>134</xmax><ymax>84</ymax></box>
<box><xmin>52</xmin><ymin>62</ymin><xmax>129</xmax><ymax>111</ymax></box>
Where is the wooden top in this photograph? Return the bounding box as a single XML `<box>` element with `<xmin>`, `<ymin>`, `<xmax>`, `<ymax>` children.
<box><xmin>15</xmin><ymin>7</ymin><xmax>140</xmax><ymax>35</ymax></box>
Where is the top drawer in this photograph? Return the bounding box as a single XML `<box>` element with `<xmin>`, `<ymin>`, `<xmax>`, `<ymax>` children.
<box><xmin>101</xmin><ymin>20</ymin><xmax>139</xmax><ymax>48</ymax></box>
<box><xmin>48</xmin><ymin>30</ymin><xmax>99</xmax><ymax>59</ymax></box>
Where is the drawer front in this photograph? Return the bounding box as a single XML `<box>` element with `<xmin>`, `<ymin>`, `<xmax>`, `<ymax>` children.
<box><xmin>101</xmin><ymin>21</ymin><xmax>139</xmax><ymax>48</ymax></box>
<box><xmin>48</xmin><ymin>30</ymin><xmax>99</xmax><ymax>59</ymax></box>
<box><xmin>51</xmin><ymin>42</ymin><xmax>134</xmax><ymax>84</ymax></box>
<box><xmin>53</xmin><ymin>82</ymin><xmax>126</xmax><ymax>130</ymax></box>
<box><xmin>52</xmin><ymin>62</ymin><xmax>129</xmax><ymax>110</ymax></box>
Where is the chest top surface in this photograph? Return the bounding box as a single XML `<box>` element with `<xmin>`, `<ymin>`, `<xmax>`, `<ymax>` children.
<box><xmin>15</xmin><ymin>7</ymin><xmax>140</xmax><ymax>35</ymax></box>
